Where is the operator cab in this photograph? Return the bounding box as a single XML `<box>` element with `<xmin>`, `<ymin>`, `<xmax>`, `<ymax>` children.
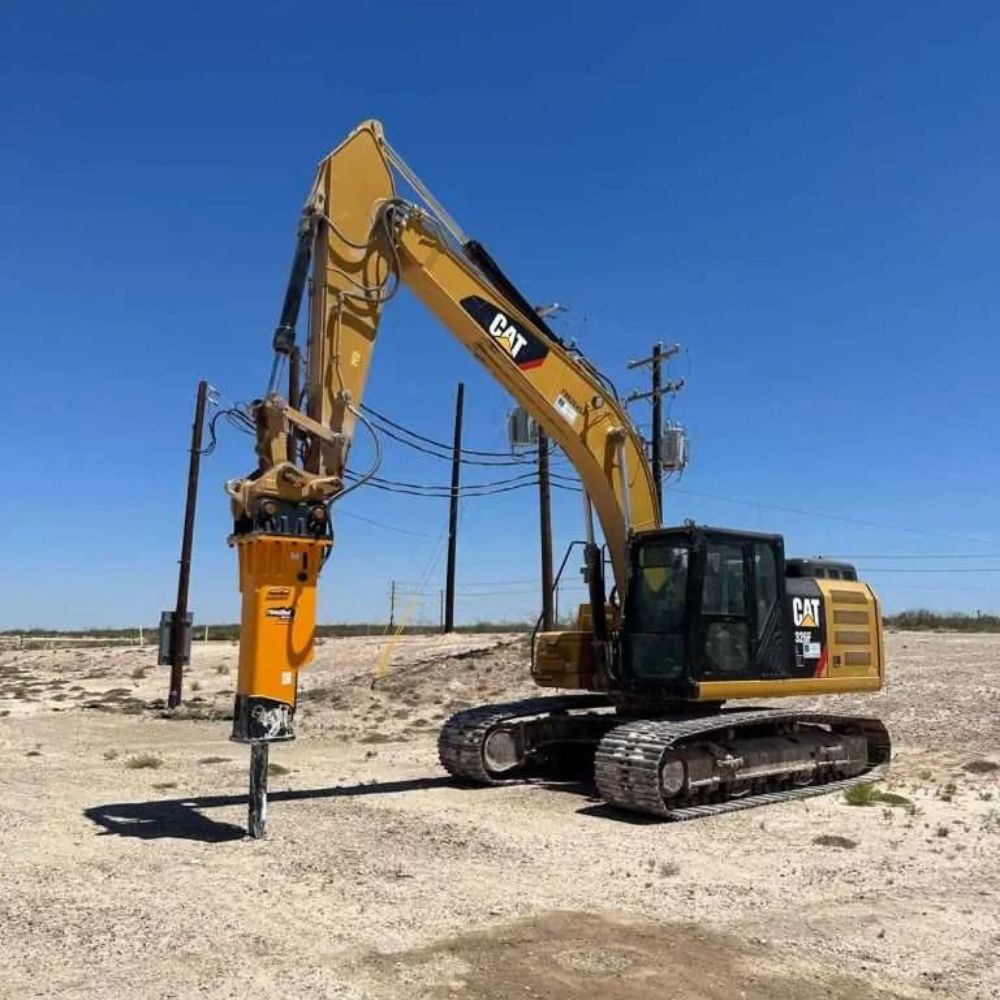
<box><xmin>622</xmin><ymin>525</ymin><xmax>802</xmax><ymax>700</ymax></box>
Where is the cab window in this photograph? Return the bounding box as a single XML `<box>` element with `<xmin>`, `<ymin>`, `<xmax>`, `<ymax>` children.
<box><xmin>700</xmin><ymin>541</ymin><xmax>749</xmax><ymax>677</ymax></box>
<box><xmin>631</xmin><ymin>544</ymin><xmax>688</xmax><ymax>633</ymax></box>
<box><xmin>702</xmin><ymin>543</ymin><xmax>745</xmax><ymax>615</ymax></box>
<box><xmin>627</xmin><ymin>542</ymin><xmax>689</xmax><ymax>680</ymax></box>
<box><xmin>753</xmin><ymin>541</ymin><xmax>778</xmax><ymax>638</ymax></box>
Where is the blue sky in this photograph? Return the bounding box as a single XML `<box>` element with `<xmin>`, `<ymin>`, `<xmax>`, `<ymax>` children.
<box><xmin>2</xmin><ymin>1</ymin><xmax>998</xmax><ymax>628</ymax></box>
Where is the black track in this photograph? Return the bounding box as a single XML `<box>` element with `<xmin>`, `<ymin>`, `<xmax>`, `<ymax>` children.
<box><xmin>595</xmin><ymin>708</ymin><xmax>891</xmax><ymax>820</ymax></box>
<box><xmin>438</xmin><ymin>697</ymin><xmax>891</xmax><ymax>820</ymax></box>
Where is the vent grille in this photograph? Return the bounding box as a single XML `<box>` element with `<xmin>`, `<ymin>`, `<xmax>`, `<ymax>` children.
<box><xmin>835</xmin><ymin>630</ymin><xmax>871</xmax><ymax>646</ymax></box>
<box><xmin>834</xmin><ymin>609</ymin><xmax>870</xmax><ymax>625</ymax></box>
<box><xmin>831</xmin><ymin>589</ymin><xmax>868</xmax><ymax>605</ymax></box>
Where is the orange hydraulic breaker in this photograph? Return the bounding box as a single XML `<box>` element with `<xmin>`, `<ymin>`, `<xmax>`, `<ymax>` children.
<box><xmin>230</xmin><ymin>533</ymin><xmax>330</xmax><ymax>743</ymax></box>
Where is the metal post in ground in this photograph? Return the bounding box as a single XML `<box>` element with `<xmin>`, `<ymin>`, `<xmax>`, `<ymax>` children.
<box><xmin>444</xmin><ymin>383</ymin><xmax>465</xmax><ymax>632</ymax></box>
<box><xmin>248</xmin><ymin>743</ymin><xmax>269</xmax><ymax>839</ymax></box>
<box><xmin>168</xmin><ymin>379</ymin><xmax>209</xmax><ymax>709</ymax></box>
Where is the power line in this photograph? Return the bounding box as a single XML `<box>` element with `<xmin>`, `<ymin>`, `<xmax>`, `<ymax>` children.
<box><xmin>830</xmin><ymin>552</ymin><xmax>1000</xmax><ymax>560</ymax></box>
<box><xmin>395</xmin><ymin>578</ymin><xmax>536</xmax><ymax>587</ymax></box>
<box><xmin>858</xmin><ymin>567</ymin><xmax>1000</xmax><ymax>574</ymax></box>
<box><xmin>344</xmin><ymin>464</ymin><xmax>579</xmax><ymax>499</ymax></box>
<box><xmin>394</xmin><ymin>580</ymin><xmax>588</xmax><ymax>593</ymax></box>
<box><xmin>396</xmin><ymin>583</ymin><xmax>586</xmax><ymax>600</ymax></box>
<box><xmin>345</xmin><ymin>472</ymin><xmax>538</xmax><ymax>498</ymax></box>
<box><xmin>361</xmin><ymin>402</ymin><xmax>538</xmax><ymax>464</ymax></box>
<box><xmin>395</xmin><ymin>589</ymin><xmax>578</xmax><ymax>600</ymax></box>
<box><xmin>671</xmin><ymin>487</ymin><xmax>996</xmax><ymax>545</ymax></box>
<box><xmin>335</xmin><ymin>508</ymin><xmax>438</xmax><ymax>539</ymax></box>
<box><xmin>369</xmin><ymin>416</ymin><xmax>536</xmax><ymax>467</ymax></box>
<box><xmin>354</xmin><ymin>408</ymin><xmax>994</xmax><ymax>552</ymax></box>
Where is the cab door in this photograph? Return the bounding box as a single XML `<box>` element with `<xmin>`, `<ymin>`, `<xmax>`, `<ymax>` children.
<box><xmin>695</xmin><ymin>535</ymin><xmax>788</xmax><ymax>681</ymax></box>
<box><xmin>697</xmin><ymin>539</ymin><xmax>752</xmax><ymax>679</ymax></box>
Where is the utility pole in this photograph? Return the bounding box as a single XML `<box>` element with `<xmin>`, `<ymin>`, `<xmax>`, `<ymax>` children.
<box><xmin>389</xmin><ymin>580</ymin><xmax>396</xmax><ymax>628</ymax></box>
<box><xmin>627</xmin><ymin>343</ymin><xmax>684</xmax><ymax>517</ymax></box>
<box><xmin>537</xmin><ymin>431</ymin><xmax>554</xmax><ymax>629</ymax></box>
<box><xmin>444</xmin><ymin>382</ymin><xmax>464</xmax><ymax>632</ymax></box>
<box><xmin>651</xmin><ymin>343</ymin><xmax>663</xmax><ymax>513</ymax></box>
<box><xmin>532</xmin><ymin>303</ymin><xmax>565</xmax><ymax>630</ymax></box>
<box><xmin>163</xmin><ymin>379</ymin><xmax>209</xmax><ymax>709</ymax></box>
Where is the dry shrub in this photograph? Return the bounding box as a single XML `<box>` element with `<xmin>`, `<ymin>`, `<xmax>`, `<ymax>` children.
<box><xmin>125</xmin><ymin>753</ymin><xmax>163</xmax><ymax>770</ymax></box>
<box><xmin>812</xmin><ymin>834</ymin><xmax>858</xmax><ymax>849</ymax></box>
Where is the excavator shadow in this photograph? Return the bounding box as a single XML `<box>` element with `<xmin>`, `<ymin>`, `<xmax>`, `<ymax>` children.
<box><xmin>83</xmin><ymin>776</ymin><xmax>458</xmax><ymax>843</ymax></box>
<box><xmin>522</xmin><ymin>777</ymin><xmax>666</xmax><ymax>824</ymax></box>
<box><xmin>573</xmin><ymin>802</ymin><xmax>665</xmax><ymax>824</ymax></box>
<box><xmin>84</xmin><ymin>775</ymin><xmax>663</xmax><ymax>843</ymax></box>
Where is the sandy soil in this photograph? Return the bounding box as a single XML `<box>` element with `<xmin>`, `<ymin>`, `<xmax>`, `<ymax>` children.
<box><xmin>1</xmin><ymin>631</ymin><xmax>998</xmax><ymax>999</ymax></box>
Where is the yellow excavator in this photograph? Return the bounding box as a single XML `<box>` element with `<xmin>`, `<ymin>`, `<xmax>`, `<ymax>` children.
<box><xmin>226</xmin><ymin>120</ymin><xmax>890</xmax><ymax>825</ymax></box>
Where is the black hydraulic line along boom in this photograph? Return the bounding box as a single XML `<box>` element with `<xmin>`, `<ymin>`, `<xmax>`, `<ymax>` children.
<box><xmin>462</xmin><ymin>240</ymin><xmax>563</xmax><ymax>346</ymax></box>
<box><xmin>267</xmin><ymin>217</ymin><xmax>314</xmax><ymax>385</ymax></box>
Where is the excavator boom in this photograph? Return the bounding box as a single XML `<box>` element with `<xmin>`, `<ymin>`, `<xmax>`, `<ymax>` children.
<box><xmin>230</xmin><ymin>120</ymin><xmax>658</xmax><ymax>595</ymax></box>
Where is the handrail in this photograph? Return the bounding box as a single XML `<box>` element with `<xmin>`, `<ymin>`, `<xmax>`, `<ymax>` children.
<box><xmin>530</xmin><ymin>539</ymin><xmax>587</xmax><ymax>659</ymax></box>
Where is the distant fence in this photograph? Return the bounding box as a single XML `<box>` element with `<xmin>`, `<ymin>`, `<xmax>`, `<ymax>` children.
<box><xmin>0</xmin><ymin>633</ymin><xmax>146</xmax><ymax>650</ymax></box>
<box><xmin>0</xmin><ymin>622</ymin><xmax>535</xmax><ymax>653</ymax></box>
<box><xmin>0</xmin><ymin>624</ymin><xmax>238</xmax><ymax>651</ymax></box>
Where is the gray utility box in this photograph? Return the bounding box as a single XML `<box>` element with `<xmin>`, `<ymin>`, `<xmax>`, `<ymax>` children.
<box><xmin>661</xmin><ymin>424</ymin><xmax>689</xmax><ymax>471</ymax></box>
<box><xmin>506</xmin><ymin>406</ymin><xmax>539</xmax><ymax>448</ymax></box>
<box><xmin>158</xmin><ymin>610</ymin><xmax>193</xmax><ymax>666</ymax></box>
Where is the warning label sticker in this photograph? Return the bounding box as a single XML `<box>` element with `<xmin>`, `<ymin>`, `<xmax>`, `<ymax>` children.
<box><xmin>554</xmin><ymin>393</ymin><xmax>580</xmax><ymax>426</ymax></box>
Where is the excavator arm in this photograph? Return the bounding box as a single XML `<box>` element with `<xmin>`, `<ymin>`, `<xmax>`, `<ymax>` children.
<box><xmin>228</xmin><ymin>120</ymin><xmax>659</xmax><ymax>744</ymax></box>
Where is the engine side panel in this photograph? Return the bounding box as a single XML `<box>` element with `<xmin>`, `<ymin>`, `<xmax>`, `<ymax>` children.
<box><xmin>816</xmin><ymin>578</ymin><xmax>885</xmax><ymax>681</ymax></box>
<box><xmin>695</xmin><ymin>577</ymin><xmax>884</xmax><ymax>701</ymax></box>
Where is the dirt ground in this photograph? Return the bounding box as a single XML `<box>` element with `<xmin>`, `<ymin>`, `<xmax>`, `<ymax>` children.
<box><xmin>1</xmin><ymin>630</ymin><xmax>998</xmax><ymax>999</ymax></box>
